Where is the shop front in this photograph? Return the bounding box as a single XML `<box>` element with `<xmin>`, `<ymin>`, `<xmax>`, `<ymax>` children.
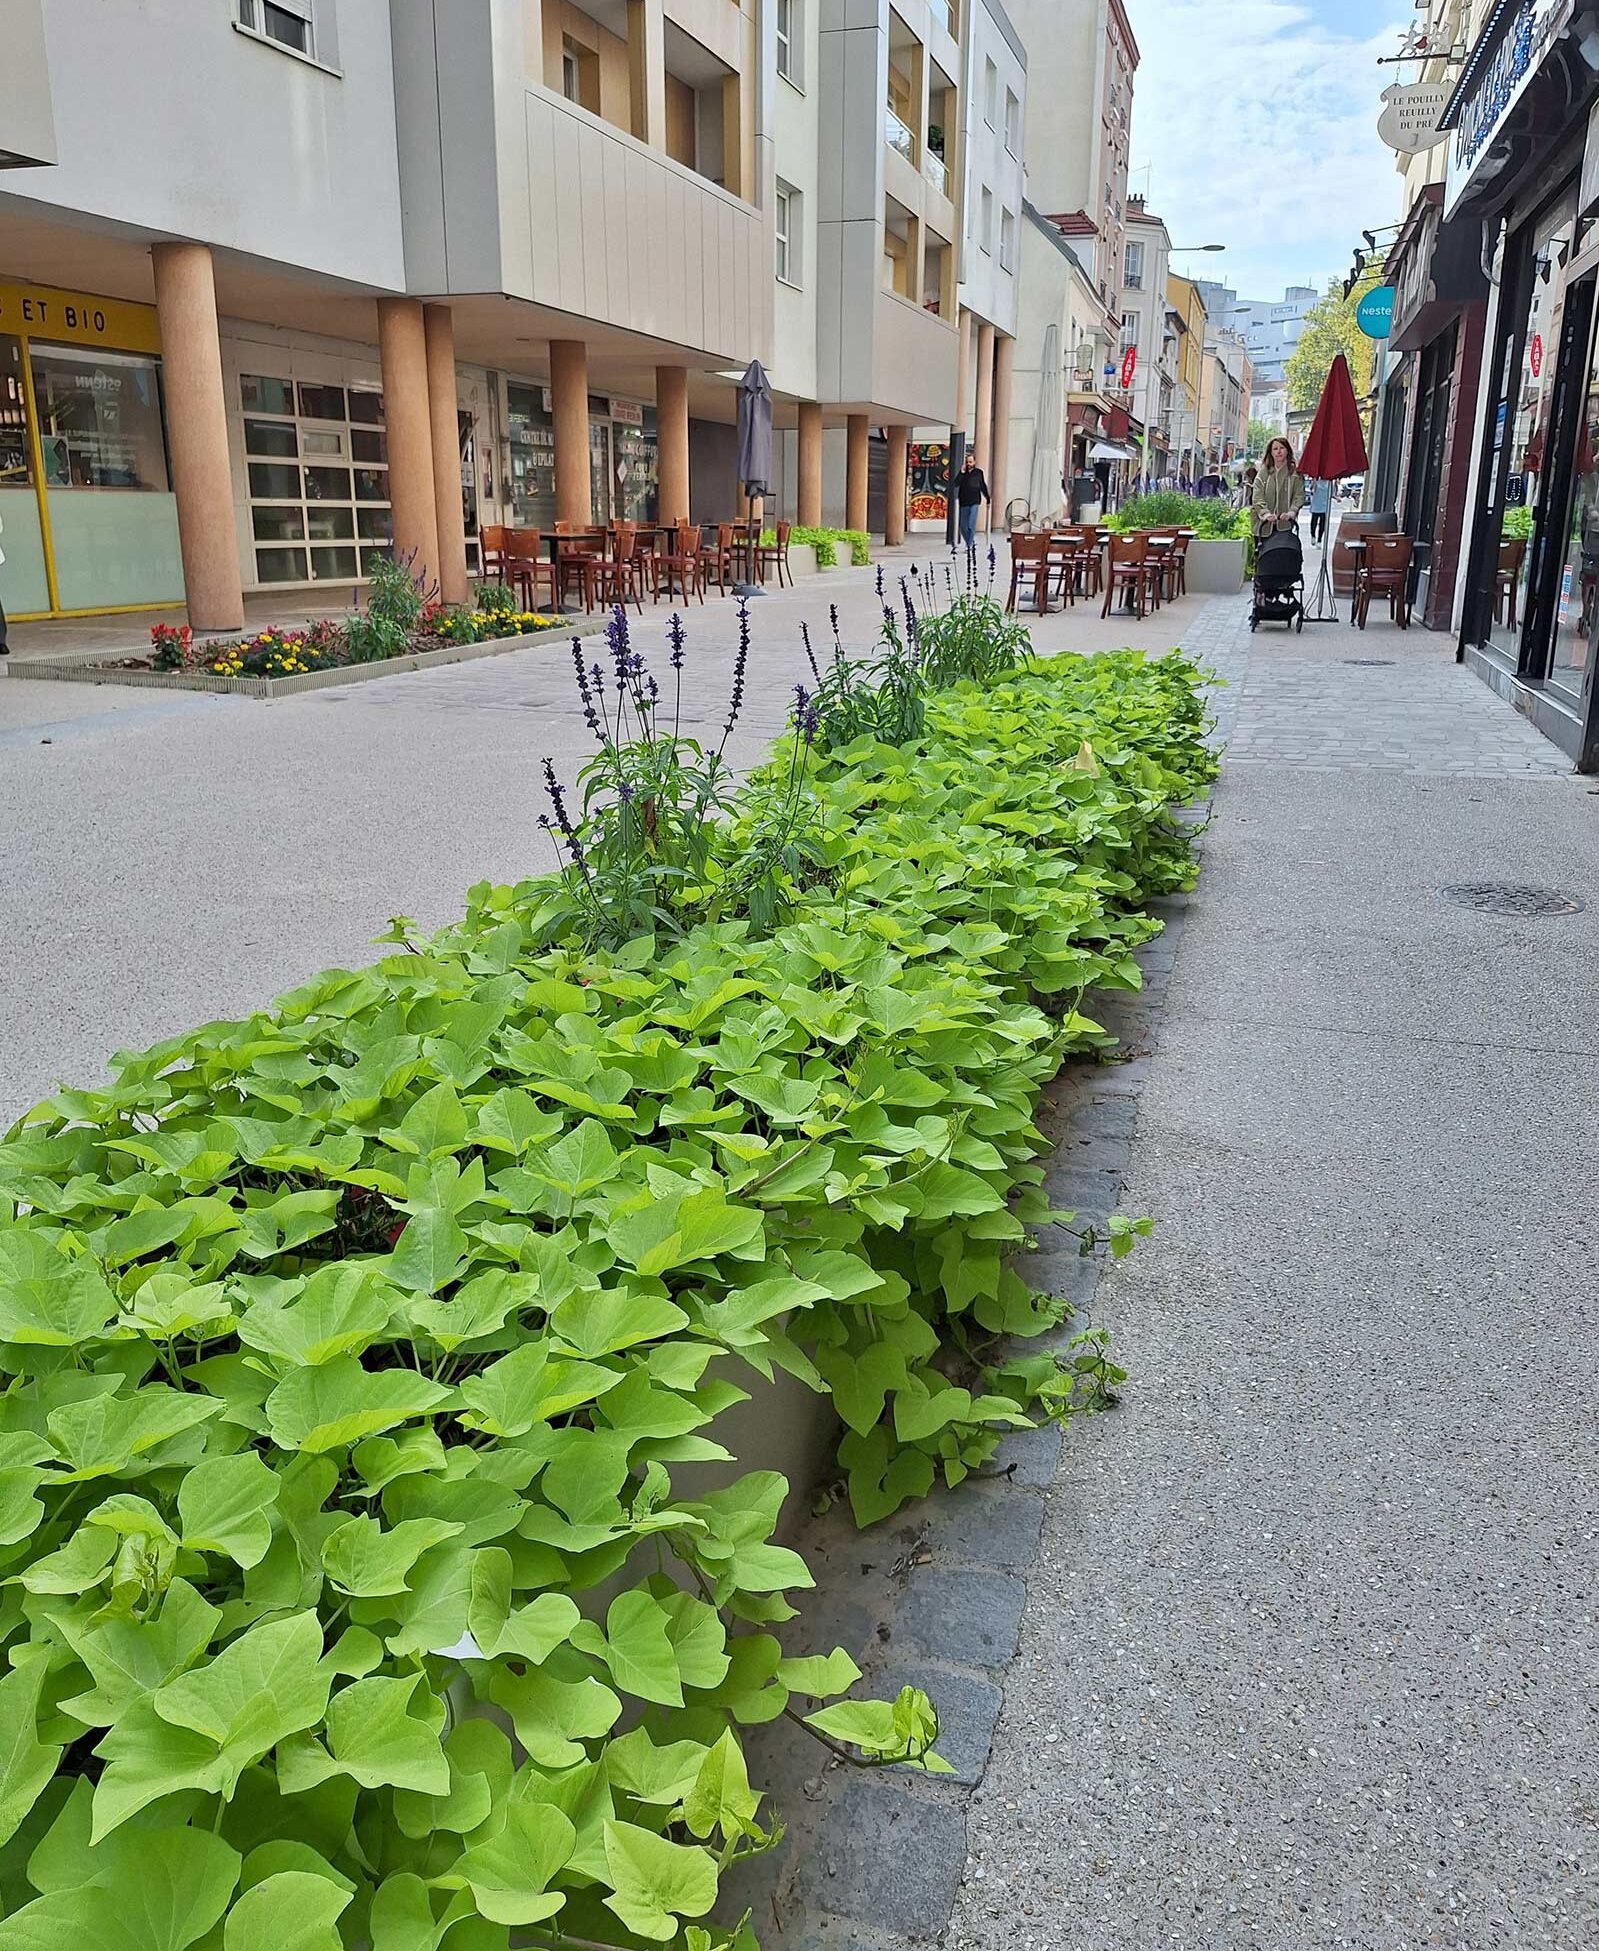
<box><xmin>505</xmin><ymin>385</ymin><xmax>658</xmax><ymax>530</ymax></box>
<box><xmin>0</xmin><ymin>279</ymin><xmax>182</xmax><ymax>618</ymax></box>
<box><xmin>1448</xmin><ymin>0</ymin><xmax>1599</xmax><ymax>769</ymax></box>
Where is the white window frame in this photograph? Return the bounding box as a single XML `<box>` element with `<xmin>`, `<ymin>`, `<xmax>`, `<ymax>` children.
<box><xmin>1003</xmin><ymin>87</ymin><xmax>1020</xmax><ymax>155</ymax></box>
<box><xmin>983</xmin><ymin>57</ymin><xmax>997</xmax><ymax>126</ymax></box>
<box><xmin>775</xmin><ymin>181</ymin><xmax>801</xmax><ymax>286</ymax></box>
<box><xmin>234</xmin><ymin>0</ymin><xmax>340</xmax><ymax>74</ymax></box>
<box><xmin>980</xmin><ymin>186</ymin><xmax>994</xmax><ymax>255</ymax></box>
<box><xmin>1124</xmin><ymin>238</ymin><xmax>1145</xmax><ymax>289</ymax></box>
<box><xmin>776</xmin><ymin>0</ymin><xmax>800</xmax><ymax>86</ymax></box>
<box><xmin>999</xmin><ymin>207</ymin><xmax>1015</xmax><ymax>272</ymax></box>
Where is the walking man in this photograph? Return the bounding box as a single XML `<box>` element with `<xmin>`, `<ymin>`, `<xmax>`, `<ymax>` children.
<box><xmin>955</xmin><ymin>452</ymin><xmax>990</xmax><ymax>552</ymax></box>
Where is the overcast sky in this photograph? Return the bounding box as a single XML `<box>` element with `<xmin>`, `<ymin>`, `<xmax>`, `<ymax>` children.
<box><xmin>1128</xmin><ymin>0</ymin><xmax>1415</xmax><ymax>302</ymax></box>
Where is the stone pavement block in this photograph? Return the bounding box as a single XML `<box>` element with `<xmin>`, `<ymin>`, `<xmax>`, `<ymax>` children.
<box><xmin>789</xmin><ymin>1772</ymin><xmax>969</xmax><ymax>1940</ymax></box>
<box><xmin>890</xmin><ymin>1566</ymin><xmax>1027</xmax><ymax>1669</ymax></box>
<box><xmin>910</xmin><ymin>1479</ymin><xmax>1045</xmax><ymax>1569</ymax></box>
<box><xmin>1041</xmin><ymin>1165</ymin><xmax>1122</xmax><ymax>1220</ymax></box>
<box><xmin>868</xmin><ymin>1661</ymin><xmax>1003</xmax><ymax>1787</ymax></box>
<box><xmin>1057</xmin><ymin>1127</ymin><xmax>1134</xmax><ymax>1175</ymax></box>
<box><xmin>1018</xmin><ymin>1245</ymin><xmax>1100</xmax><ymax>1309</ymax></box>
<box><xmin>1068</xmin><ymin>1092</ymin><xmax>1140</xmax><ymax>1141</ymax></box>
<box><xmin>990</xmin><ymin>1422</ymin><xmax>1064</xmax><ymax>1487</ymax></box>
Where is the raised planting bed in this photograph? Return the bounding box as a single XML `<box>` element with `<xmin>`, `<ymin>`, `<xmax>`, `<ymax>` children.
<box><xmin>0</xmin><ymin>591</ymin><xmax>1212</xmax><ymax>1950</ymax></box>
<box><xmin>7</xmin><ymin>608</ymin><xmax>576</xmax><ymax>701</ymax></box>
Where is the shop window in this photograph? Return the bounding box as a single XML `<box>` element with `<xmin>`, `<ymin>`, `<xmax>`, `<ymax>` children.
<box><xmin>239</xmin><ymin>368</ymin><xmax>389</xmax><ymax>587</ymax></box>
<box><xmin>2</xmin><ymin>335</ymin><xmax>32</xmax><ymax>488</ymax></box>
<box><xmin>507</xmin><ymin>383</ymin><xmax>557</xmax><ymax>529</ymax></box>
<box><xmin>31</xmin><ymin>346</ymin><xmax>170</xmax><ymax>492</ymax></box>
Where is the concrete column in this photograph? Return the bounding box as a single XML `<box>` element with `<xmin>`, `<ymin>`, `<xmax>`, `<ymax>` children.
<box><xmin>722</xmin><ymin>72</ymin><xmax>744</xmax><ymax>198</ymax></box>
<box><xmin>797</xmin><ymin>402</ymin><xmax>823</xmax><ymax>527</ymax></box>
<box><xmin>845</xmin><ymin>414</ymin><xmax>869</xmax><ymax>534</ymax></box>
<box><xmin>150</xmin><ymin>241</ymin><xmax>243</xmax><ymax>632</ymax></box>
<box><xmin>627</xmin><ymin>0</ymin><xmax>665</xmax><ymax>145</ymax></box>
<box><xmin>522</xmin><ymin>0</ymin><xmax>546</xmax><ymax>85</ymax></box>
<box><xmin>377</xmin><ymin>298</ymin><xmax>440</xmax><ymax>587</ymax></box>
<box><xmin>954</xmin><ymin>307</ymin><xmax>973</xmax><ymax>438</ymax></box>
<box><xmin>423</xmin><ymin>304</ymin><xmax>469</xmax><ymax>606</ymax></box>
<box><xmin>656</xmin><ymin>365</ymin><xmax>690</xmax><ymax>524</ymax></box>
<box><xmin>990</xmin><ymin>333</ymin><xmax>1014</xmax><ymax>530</ymax></box>
<box><xmin>885</xmin><ymin>426</ymin><xmax>908</xmax><ymax>546</ymax></box>
<box><xmin>549</xmin><ymin>339</ymin><xmax>592</xmax><ymax>527</ymax></box>
<box><xmin>973</xmin><ymin>320</ymin><xmax>996</xmax><ymax>530</ymax></box>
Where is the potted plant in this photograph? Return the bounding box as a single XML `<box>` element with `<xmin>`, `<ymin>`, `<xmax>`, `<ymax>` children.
<box><xmin>1110</xmin><ymin>491</ymin><xmax>1248</xmax><ymax>593</ymax></box>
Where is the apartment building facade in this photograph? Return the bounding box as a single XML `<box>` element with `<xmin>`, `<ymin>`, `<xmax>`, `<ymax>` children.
<box><xmin>1121</xmin><ymin>196</ymin><xmax>1172</xmax><ymax>480</ymax></box>
<box><xmin>1199</xmin><ymin>326</ymin><xmax>1250</xmax><ymax>469</ymax></box>
<box><xmin>1165</xmin><ymin>271</ymin><xmax>1207</xmax><ymax>479</ymax></box>
<box><xmin>1196</xmin><ymin>278</ymin><xmax>1317</xmax><ymax>390</ymax></box>
<box><xmin>1</xmin><ymin>0</ymin><xmax>966</xmax><ymax>629</ymax></box>
<box><xmin>1003</xmin><ymin>0</ymin><xmax>1136</xmax><ymax>323</ymax></box>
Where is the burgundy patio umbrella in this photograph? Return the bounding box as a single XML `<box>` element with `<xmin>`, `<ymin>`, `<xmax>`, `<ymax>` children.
<box><xmin>1298</xmin><ymin>353</ymin><xmax>1370</xmax><ymax>623</ymax></box>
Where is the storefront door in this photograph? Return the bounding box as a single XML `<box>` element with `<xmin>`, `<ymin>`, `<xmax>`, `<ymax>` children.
<box><xmin>588</xmin><ymin>417</ymin><xmax>611</xmax><ymax>524</ymax></box>
<box><xmin>1404</xmin><ymin>326</ymin><xmax>1456</xmax><ymax>618</ymax></box>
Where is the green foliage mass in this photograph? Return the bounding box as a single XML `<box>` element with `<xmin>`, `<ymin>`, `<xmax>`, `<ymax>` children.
<box><xmin>758</xmin><ymin>528</ymin><xmax>871</xmax><ymax>569</ymax></box>
<box><xmin>0</xmin><ymin>636</ymin><xmax>1212</xmax><ymax>1948</ymax></box>
<box><xmin>1284</xmin><ymin>272</ymin><xmax>1381</xmax><ymax>417</ymax></box>
<box><xmin>1108</xmin><ymin>492</ymin><xmax>1248</xmax><ymax>541</ymax></box>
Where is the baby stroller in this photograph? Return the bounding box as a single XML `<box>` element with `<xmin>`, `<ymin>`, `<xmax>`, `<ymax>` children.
<box><xmin>1251</xmin><ymin>525</ymin><xmax>1305</xmax><ymax>632</ymax></box>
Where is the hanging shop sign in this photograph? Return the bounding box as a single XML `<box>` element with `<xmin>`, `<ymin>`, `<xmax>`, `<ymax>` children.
<box><xmin>1377</xmin><ymin>81</ymin><xmax>1453</xmax><ymax>154</ymax></box>
<box><xmin>608</xmin><ymin>398</ymin><xmax>644</xmax><ymax>427</ymax></box>
<box><xmin>1443</xmin><ymin>0</ymin><xmax>1574</xmax><ymax>216</ymax></box>
<box><xmin>1530</xmin><ymin>331</ymin><xmax>1544</xmax><ymax>377</ymax></box>
<box><xmin>1356</xmin><ymin>284</ymin><xmax>1397</xmax><ymax>340</ymax></box>
<box><xmin>1120</xmin><ymin>345</ymin><xmax>1137</xmax><ymax>389</ymax></box>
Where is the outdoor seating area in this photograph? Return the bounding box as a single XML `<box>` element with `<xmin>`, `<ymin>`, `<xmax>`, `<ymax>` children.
<box><xmin>1005</xmin><ymin>523</ymin><xmax>1193</xmax><ymax>618</ymax></box>
<box><xmin>479</xmin><ymin>519</ymin><xmax>795</xmax><ymax>613</ymax></box>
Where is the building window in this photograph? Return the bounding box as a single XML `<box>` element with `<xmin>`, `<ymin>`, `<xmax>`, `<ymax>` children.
<box><xmin>775</xmin><ymin>181</ymin><xmax>800</xmax><ymax>285</ymax></box>
<box><xmin>1003</xmin><ymin>88</ymin><xmax>1020</xmax><ymax>154</ymax></box>
<box><xmin>999</xmin><ymin>207</ymin><xmax>1015</xmax><ymax>272</ymax></box>
<box><xmin>983</xmin><ymin>57</ymin><xmax>997</xmax><ymax>125</ymax></box>
<box><xmin>32</xmin><ymin>347</ymin><xmax>170</xmax><ymax>493</ymax></box>
<box><xmin>980</xmin><ymin>186</ymin><xmax>993</xmax><ymax>254</ymax></box>
<box><xmin>236</xmin><ymin>0</ymin><xmax>314</xmax><ymax>57</ymax></box>
<box><xmin>1124</xmin><ymin>239</ymin><xmax>1145</xmax><ymax>290</ymax></box>
<box><xmin>776</xmin><ymin>0</ymin><xmax>797</xmax><ymax>82</ymax></box>
<box><xmin>1120</xmin><ymin>310</ymin><xmax>1138</xmax><ymax>352</ymax></box>
<box><xmin>239</xmin><ymin>372</ymin><xmax>390</xmax><ymax>586</ymax></box>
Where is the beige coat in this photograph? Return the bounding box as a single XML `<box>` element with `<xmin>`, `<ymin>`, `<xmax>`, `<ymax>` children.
<box><xmin>1252</xmin><ymin>464</ymin><xmax>1303</xmax><ymax>535</ymax></box>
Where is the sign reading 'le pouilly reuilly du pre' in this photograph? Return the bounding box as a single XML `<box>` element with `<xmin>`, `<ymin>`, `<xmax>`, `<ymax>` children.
<box><xmin>1378</xmin><ymin>81</ymin><xmax>1453</xmax><ymax>153</ymax></box>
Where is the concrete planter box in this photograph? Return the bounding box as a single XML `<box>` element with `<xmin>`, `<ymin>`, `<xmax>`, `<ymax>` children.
<box><xmin>1185</xmin><ymin>537</ymin><xmax>1247</xmax><ymax>594</ymax></box>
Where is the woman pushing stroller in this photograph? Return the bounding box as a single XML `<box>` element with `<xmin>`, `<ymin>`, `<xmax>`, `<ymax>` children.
<box><xmin>1251</xmin><ymin>438</ymin><xmax>1303</xmax><ymax>539</ymax></box>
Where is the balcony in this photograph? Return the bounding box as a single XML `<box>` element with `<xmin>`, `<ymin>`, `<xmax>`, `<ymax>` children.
<box><xmin>885</xmin><ymin>104</ymin><xmax>917</xmax><ymax>164</ymax></box>
<box><xmin>922</xmin><ymin>148</ymin><xmax>949</xmax><ymax>197</ymax></box>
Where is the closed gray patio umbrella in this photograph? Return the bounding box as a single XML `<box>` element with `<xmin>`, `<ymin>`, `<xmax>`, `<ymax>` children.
<box><xmin>734</xmin><ymin>360</ymin><xmax>773</xmax><ymax>594</ymax></box>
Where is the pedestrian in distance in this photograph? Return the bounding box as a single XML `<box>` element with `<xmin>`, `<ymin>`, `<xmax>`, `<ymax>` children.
<box><xmin>1308</xmin><ymin>475</ymin><xmax>1333</xmax><ymax>546</ymax></box>
<box><xmin>955</xmin><ymin>452</ymin><xmax>990</xmax><ymax>552</ymax></box>
<box><xmin>1232</xmin><ymin>463</ymin><xmax>1258</xmax><ymax>513</ymax></box>
<box><xmin>1251</xmin><ymin>438</ymin><xmax>1304</xmax><ymax>539</ymax></box>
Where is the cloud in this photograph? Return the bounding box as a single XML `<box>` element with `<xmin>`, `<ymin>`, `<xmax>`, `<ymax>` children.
<box><xmin>1127</xmin><ymin>0</ymin><xmax>1412</xmax><ymax>300</ymax></box>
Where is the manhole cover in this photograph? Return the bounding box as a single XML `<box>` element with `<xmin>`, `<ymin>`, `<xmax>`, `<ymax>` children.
<box><xmin>1343</xmin><ymin>658</ymin><xmax>1396</xmax><ymax>666</ymax></box>
<box><xmin>1439</xmin><ymin>883</ymin><xmax>1585</xmax><ymax>917</ymax></box>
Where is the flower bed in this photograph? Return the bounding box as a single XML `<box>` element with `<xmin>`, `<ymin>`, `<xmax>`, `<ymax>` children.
<box><xmin>144</xmin><ymin>605</ymin><xmax>562</xmax><ymax>681</ymax></box>
<box><xmin>0</xmin><ymin>592</ymin><xmax>1212</xmax><ymax>1949</ymax></box>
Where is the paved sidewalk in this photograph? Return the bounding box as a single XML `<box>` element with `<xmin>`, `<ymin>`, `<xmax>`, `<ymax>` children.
<box><xmin>948</xmin><ymin>601</ymin><xmax>1599</xmax><ymax>1948</ymax></box>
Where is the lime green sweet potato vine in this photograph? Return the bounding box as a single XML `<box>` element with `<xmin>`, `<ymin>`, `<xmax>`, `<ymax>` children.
<box><xmin>0</xmin><ymin>650</ymin><xmax>1212</xmax><ymax>1951</ymax></box>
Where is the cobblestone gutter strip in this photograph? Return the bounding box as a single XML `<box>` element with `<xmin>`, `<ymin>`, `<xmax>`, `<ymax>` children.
<box><xmin>720</xmin><ymin>894</ymin><xmax>1192</xmax><ymax>1950</ymax></box>
<box><xmin>1</xmin><ymin>621</ymin><xmax>604</xmax><ymax>700</ymax></box>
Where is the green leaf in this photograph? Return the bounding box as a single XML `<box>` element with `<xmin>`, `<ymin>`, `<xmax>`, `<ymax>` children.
<box><xmin>223</xmin><ymin>1872</ymin><xmax>351</xmax><ymax>1951</ymax></box>
<box><xmin>0</xmin><ymin>1655</ymin><xmax>61</xmax><ymax>1848</ymax></box>
<box><xmin>46</xmin><ymin>1388</ymin><xmax>221</xmax><ymax>1481</ymax></box>
<box><xmin>264</xmin><ymin>1359</ymin><xmax>452</xmax><ymax>1453</ymax></box>
<box><xmin>0</xmin><ymin>1823</ymin><xmax>240</xmax><ymax>1951</ymax></box>
<box><xmin>95</xmin><ymin>1613</ymin><xmax>330</xmax><ymax>1836</ymax></box>
<box><xmin>549</xmin><ymin>1284</ymin><xmax>689</xmax><ymax>1358</ymax></box>
<box><xmin>237</xmin><ymin>1264</ymin><xmax>397</xmax><ymax>1367</ymax></box>
<box><xmin>405</xmin><ymin>1269</ymin><xmax>534</xmax><ymax>1352</ymax></box>
<box><xmin>277</xmin><ymin>1674</ymin><xmax>448</xmax><ymax>1795</ymax></box>
<box><xmin>601</xmin><ymin>1819</ymin><xmax>718</xmax><ymax>1941</ymax></box>
<box><xmin>603</xmin><ymin>1727</ymin><xmax>708</xmax><ymax>1805</ymax></box>
<box><xmin>455</xmin><ymin>1801</ymin><xmax>576</xmax><ymax>1926</ymax></box>
<box><xmin>368</xmin><ymin>1875</ymin><xmax>441</xmax><ymax>1951</ymax></box>
<box><xmin>570</xmin><ymin>1589</ymin><xmax>682</xmax><ymax>1706</ymax></box>
<box><xmin>320</xmin><ymin>1515</ymin><xmax>463</xmax><ymax>1597</ymax></box>
<box><xmin>681</xmin><ymin>1729</ymin><xmax>763</xmax><ymax>1842</ymax></box>
<box><xmin>55</xmin><ymin>1577</ymin><xmax>219</xmax><ymax>1727</ymax></box>
<box><xmin>455</xmin><ymin>1345</ymin><xmax>621</xmax><ymax>1439</ymax></box>
<box><xmin>776</xmin><ymin>1649</ymin><xmax>863</xmax><ymax>1698</ymax></box>
<box><xmin>388</xmin><ymin>1207</ymin><xmax>470</xmax><ymax>1294</ymax></box>
<box><xmin>0</xmin><ymin>1231</ymin><xmax>118</xmax><ymax>1345</ymax></box>
<box><xmin>607</xmin><ymin>1187</ymin><xmax>764</xmax><ymax>1276</ymax></box>
<box><xmin>178</xmin><ymin>1453</ymin><xmax>281</xmax><ymax>1569</ymax></box>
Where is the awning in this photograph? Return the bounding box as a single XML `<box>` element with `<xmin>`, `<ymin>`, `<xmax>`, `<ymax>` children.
<box><xmin>1089</xmin><ymin>440</ymin><xmax>1136</xmax><ymax>461</ymax></box>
